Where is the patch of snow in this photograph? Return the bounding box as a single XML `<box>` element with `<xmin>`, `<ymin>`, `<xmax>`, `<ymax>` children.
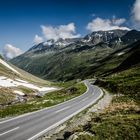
<box><xmin>108</xmin><ymin>31</ymin><xmax>114</xmax><ymax>34</ymax></box>
<box><xmin>43</xmin><ymin>41</ymin><xmax>53</xmax><ymax>46</ymax></box>
<box><xmin>0</xmin><ymin>76</ymin><xmax>17</xmax><ymax>87</ymax></box>
<box><xmin>16</xmin><ymin>79</ymin><xmax>28</xmax><ymax>83</ymax></box>
<box><xmin>95</xmin><ymin>33</ymin><xmax>103</xmax><ymax>37</ymax></box>
<box><xmin>0</xmin><ymin>58</ymin><xmax>20</xmax><ymax>75</ymax></box>
<box><xmin>38</xmin><ymin>87</ymin><xmax>56</xmax><ymax>92</ymax></box>
<box><xmin>82</xmin><ymin>36</ymin><xmax>92</xmax><ymax>43</ymax></box>
<box><xmin>0</xmin><ymin>76</ymin><xmax>57</xmax><ymax>92</ymax></box>
<box><xmin>82</xmin><ymin>39</ymin><xmax>88</xmax><ymax>43</ymax></box>
<box><xmin>118</xmin><ymin>37</ymin><xmax>122</xmax><ymax>42</ymax></box>
<box><xmin>88</xmin><ymin>36</ymin><xmax>92</xmax><ymax>41</ymax></box>
<box><xmin>117</xmin><ymin>52</ymin><xmax>125</xmax><ymax>56</ymax></box>
<box><xmin>0</xmin><ymin>76</ymin><xmax>7</xmax><ymax>80</ymax></box>
<box><xmin>55</xmin><ymin>42</ymin><xmax>66</xmax><ymax>46</ymax></box>
<box><xmin>14</xmin><ymin>90</ymin><xmax>25</xmax><ymax>96</ymax></box>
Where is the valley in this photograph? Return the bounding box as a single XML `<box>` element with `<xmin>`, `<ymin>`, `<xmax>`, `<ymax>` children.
<box><xmin>1</xmin><ymin>28</ymin><xmax>140</xmax><ymax>140</ymax></box>
<box><xmin>11</xmin><ymin>30</ymin><xmax>140</xmax><ymax>81</ymax></box>
<box><xmin>1</xmin><ymin>0</ymin><xmax>140</xmax><ymax>139</ymax></box>
<box><xmin>8</xmin><ymin>29</ymin><xmax>140</xmax><ymax>140</ymax></box>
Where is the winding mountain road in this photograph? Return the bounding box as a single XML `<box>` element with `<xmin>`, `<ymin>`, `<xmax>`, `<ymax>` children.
<box><xmin>0</xmin><ymin>80</ymin><xmax>103</xmax><ymax>140</ymax></box>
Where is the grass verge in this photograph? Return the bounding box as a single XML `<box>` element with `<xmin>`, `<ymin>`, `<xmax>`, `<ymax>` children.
<box><xmin>0</xmin><ymin>82</ymin><xmax>87</xmax><ymax>118</ymax></box>
<box><xmin>64</xmin><ymin>95</ymin><xmax>140</xmax><ymax>140</ymax></box>
<box><xmin>61</xmin><ymin>67</ymin><xmax>140</xmax><ymax>140</ymax></box>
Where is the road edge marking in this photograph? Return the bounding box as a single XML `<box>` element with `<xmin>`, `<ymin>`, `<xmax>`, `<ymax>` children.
<box><xmin>0</xmin><ymin>127</ymin><xmax>19</xmax><ymax>136</ymax></box>
<box><xmin>55</xmin><ymin>106</ymin><xmax>70</xmax><ymax>113</ymax></box>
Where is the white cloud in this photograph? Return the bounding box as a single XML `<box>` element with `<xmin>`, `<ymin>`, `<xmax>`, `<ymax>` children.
<box><xmin>34</xmin><ymin>34</ymin><xmax>44</xmax><ymax>44</ymax></box>
<box><xmin>132</xmin><ymin>0</ymin><xmax>140</xmax><ymax>29</ymax></box>
<box><xmin>3</xmin><ymin>44</ymin><xmax>23</xmax><ymax>59</ymax></box>
<box><xmin>86</xmin><ymin>17</ymin><xmax>130</xmax><ymax>32</ymax></box>
<box><xmin>41</xmin><ymin>23</ymin><xmax>80</xmax><ymax>41</ymax></box>
<box><xmin>112</xmin><ymin>18</ymin><xmax>126</xmax><ymax>26</ymax></box>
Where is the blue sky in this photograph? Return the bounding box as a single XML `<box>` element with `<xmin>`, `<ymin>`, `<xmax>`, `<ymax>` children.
<box><xmin>0</xmin><ymin>0</ymin><xmax>137</xmax><ymax>57</ymax></box>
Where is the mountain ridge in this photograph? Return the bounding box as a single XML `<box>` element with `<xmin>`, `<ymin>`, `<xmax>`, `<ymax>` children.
<box><xmin>10</xmin><ymin>29</ymin><xmax>140</xmax><ymax>81</ymax></box>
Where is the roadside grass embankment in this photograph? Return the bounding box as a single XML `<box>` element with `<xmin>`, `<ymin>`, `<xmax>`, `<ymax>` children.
<box><xmin>61</xmin><ymin>67</ymin><xmax>140</xmax><ymax>140</ymax></box>
<box><xmin>0</xmin><ymin>81</ymin><xmax>87</xmax><ymax>118</ymax></box>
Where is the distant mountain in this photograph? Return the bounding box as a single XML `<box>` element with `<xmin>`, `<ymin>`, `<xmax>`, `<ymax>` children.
<box><xmin>76</xmin><ymin>40</ymin><xmax>140</xmax><ymax>78</ymax></box>
<box><xmin>120</xmin><ymin>30</ymin><xmax>140</xmax><ymax>44</ymax></box>
<box><xmin>10</xmin><ymin>29</ymin><xmax>140</xmax><ymax>81</ymax></box>
<box><xmin>82</xmin><ymin>29</ymin><xmax>128</xmax><ymax>45</ymax></box>
<box><xmin>27</xmin><ymin>38</ymin><xmax>80</xmax><ymax>54</ymax></box>
<box><xmin>26</xmin><ymin>30</ymin><xmax>129</xmax><ymax>54</ymax></box>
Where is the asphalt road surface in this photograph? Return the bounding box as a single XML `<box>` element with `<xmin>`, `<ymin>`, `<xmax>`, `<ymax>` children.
<box><xmin>0</xmin><ymin>80</ymin><xmax>103</xmax><ymax>140</ymax></box>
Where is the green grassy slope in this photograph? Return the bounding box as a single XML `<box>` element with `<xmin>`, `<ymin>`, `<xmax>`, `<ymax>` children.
<box><xmin>0</xmin><ymin>59</ymin><xmax>50</xmax><ymax>86</ymax></box>
<box><xmin>56</xmin><ymin>41</ymin><xmax>140</xmax><ymax>140</ymax></box>
<box><xmin>96</xmin><ymin>65</ymin><xmax>140</xmax><ymax>103</ymax></box>
<box><xmin>0</xmin><ymin>82</ymin><xmax>87</xmax><ymax>118</ymax></box>
<box><xmin>11</xmin><ymin>43</ymin><xmax>114</xmax><ymax>81</ymax></box>
<box><xmin>62</xmin><ymin>56</ymin><xmax>140</xmax><ymax>140</ymax></box>
<box><xmin>72</xmin><ymin>40</ymin><xmax>140</xmax><ymax>79</ymax></box>
<box><xmin>0</xmin><ymin>58</ymin><xmax>52</xmax><ymax>105</ymax></box>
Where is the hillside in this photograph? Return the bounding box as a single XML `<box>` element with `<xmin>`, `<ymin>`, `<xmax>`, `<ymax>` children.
<box><xmin>0</xmin><ymin>58</ymin><xmax>56</xmax><ymax>106</ymax></box>
<box><xmin>3</xmin><ymin>31</ymin><xmax>140</xmax><ymax>140</ymax></box>
<box><xmin>9</xmin><ymin>30</ymin><xmax>140</xmax><ymax>140</ymax></box>
<box><xmin>11</xmin><ymin>29</ymin><xmax>140</xmax><ymax>81</ymax></box>
<box><xmin>77</xmin><ymin>39</ymin><xmax>140</xmax><ymax>78</ymax></box>
<box><xmin>0</xmin><ymin>56</ymin><xmax>90</xmax><ymax>119</ymax></box>
<box><xmin>53</xmin><ymin>42</ymin><xmax>140</xmax><ymax>140</ymax></box>
<box><xmin>64</xmin><ymin>65</ymin><xmax>140</xmax><ymax>140</ymax></box>
<box><xmin>76</xmin><ymin>41</ymin><xmax>140</xmax><ymax>140</ymax></box>
<box><xmin>10</xmin><ymin>44</ymin><xmax>112</xmax><ymax>81</ymax></box>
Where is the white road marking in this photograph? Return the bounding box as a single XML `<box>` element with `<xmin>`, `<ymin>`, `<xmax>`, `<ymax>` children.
<box><xmin>0</xmin><ymin>127</ymin><xmax>19</xmax><ymax>136</ymax></box>
<box><xmin>55</xmin><ymin>106</ymin><xmax>70</xmax><ymax>113</ymax></box>
<box><xmin>82</xmin><ymin>97</ymin><xmax>89</xmax><ymax>101</ymax></box>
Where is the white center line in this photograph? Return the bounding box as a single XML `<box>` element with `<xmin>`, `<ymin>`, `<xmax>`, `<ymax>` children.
<box><xmin>82</xmin><ymin>97</ymin><xmax>89</xmax><ymax>101</ymax></box>
<box><xmin>0</xmin><ymin>127</ymin><xmax>19</xmax><ymax>136</ymax></box>
<box><xmin>55</xmin><ymin>106</ymin><xmax>70</xmax><ymax>113</ymax></box>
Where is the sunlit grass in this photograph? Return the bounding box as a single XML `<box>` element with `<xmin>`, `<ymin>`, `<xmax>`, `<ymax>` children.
<box><xmin>0</xmin><ymin>82</ymin><xmax>87</xmax><ymax>118</ymax></box>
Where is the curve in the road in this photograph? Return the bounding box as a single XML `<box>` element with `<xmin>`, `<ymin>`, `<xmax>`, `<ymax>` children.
<box><xmin>0</xmin><ymin>80</ymin><xmax>103</xmax><ymax>140</ymax></box>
